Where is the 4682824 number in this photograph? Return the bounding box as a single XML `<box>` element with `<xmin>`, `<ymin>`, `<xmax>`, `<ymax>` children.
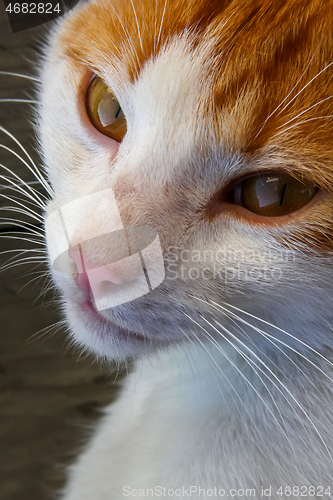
<box><xmin>276</xmin><ymin>486</ymin><xmax>332</xmax><ymax>496</ymax></box>
<box><xmin>5</xmin><ymin>2</ymin><xmax>61</xmax><ymax>14</ymax></box>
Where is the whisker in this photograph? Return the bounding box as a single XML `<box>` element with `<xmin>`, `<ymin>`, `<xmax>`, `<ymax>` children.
<box><xmin>185</xmin><ymin>312</ymin><xmax>295</xmax><ymax>448</ymax></box>
<box><xmin>0</xmin><ymin>248</ymin><xmax>45</xmax><ymax>260</ymax></box>
<box><xmin>199</xmin><ymin>298</ymin><xmax>326</xmax><ymax>387</ymax></box>
<box><xmin>16</xmin><ymin>272</ymin><xmax>51</xmax><ymax>297</ymax></box>
<box><xmin>274</xmin><ymin>115</ymin><xmax>333</xmax><ymax>138</ymax></box>
<box><xmin>0</xmin><ymin>249</ymin><xmax>45</xmax><ymax>271</ymax></box>
<box><xmin>0</xmin><ymin>71</ymin><xmax>41</xmax><ymax>82</ymax></box>
<box><xmin>0</xmin><ymin>126</ymin><xmax>53</xmax><ymax>196</ymax></box>
<box><xmin>277</xmin><ymin>95</ymin><xmax>333</xmax><ymax>130</ymax></box>
<box><xmin>25</xmin><ymin>319</ymin><xmax>67</xmax><ymax>345</ymax></box>
<box><xmin>0</xmin><ymin>179</ymin><xmax>42</xmax><ymax>191</ymax></box>
<box><xmin>0</xmin><ymin>224</ymin><xmax>44</xmax><ymax>238</ymax></box>
<box><xmin>0</xmin><ymin>200</ymin><xmax>42</xmax><ymax>216</ymax></box>
<box><xmin>223</xmin><ymin>306</ymin><xmax>333</xmax><ymax>385</ymax></box>
<box><xmin>0</xmin><ymin>172</ymin><xmax>46</xmax><ymax>208</ymax></box>
<box><xmin>0</xmin><ymin>99</ymin><xmax>38</xmax><ymax>104</ymax></box>
<box><xmin>129</xmin><ymin>0</ymin><xmax>143</xmax><ymax>52</ymax></box>
<box><xmin>277</xmin><ymin>61</ymin><xmax>333</xmax><ymax>117</ymax></box>
<box><xmin>0</xmin><ymin>193</ymin><xmax>43</xmax><ymax>221</ymax></box>
<box><xmin>0</xmin><ymin>147</ymin><xmax>49</xmax><ymax>201</ymax></box>
<box><xmin>188</xmin><ymin>313</ymin><xmax>292</xmax><ymax>433</ymax></box>
<box><xmin>178</xmin><ymin>324</ymin><xmax>237</xmax><ymax>422</ymax></box>
<box><xmin>108</xmin><ymin>2</ymin><xmax>141</xmax><ymax>67</ymax></box>
<box><xmin>210</xmin><ymin>322</ymin><xmax>302</xmax><ymax>463</ymax></box>
<box><xmin>255</xmin><ymin>59</ymin><xmax>333</xmax><ymax>139</ymax></box>
<box><xmin>223</xmin><ymin>311</ymin><xmax>316</xmax><ymax>389</ymax></box>
<box><xmin>254</xmin><ymin>56</ymin><xmax>315</xmax><ymax>139</ymax></box>
<box><xmin>153</xmin><ymin>0</ymin><xmax>158</xmax><ymax>52</ymax></box>
<box><xmin>157</xmin><ymin>0</ymin><xmax>168</xmax><ymax>48</ymax></box>
<box><xmin>0</xmin><ymin>256</ymin><xmax>47</xmax><ymax>273</ymax></box>
<box><xmin>209</xmin><ymin>316</ymin><xmax>331</xmax><ymax>462</ymax></box>
<box><xmin>194</xmin><ymin>297</ymin><xmax>333</xmax><ymax>372</ymax></box>
<box><xmin>193</xmin><ymin>311</ymin><xmax>328</xmax><ymax>462</ymax></box>
<box><xmin>179</xmin><ymin>323</ymin><xmax>259</xmax><ymax>430</ymax></box>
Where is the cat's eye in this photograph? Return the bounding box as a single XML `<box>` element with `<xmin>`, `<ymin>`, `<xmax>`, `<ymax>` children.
<box><xmin>86</xmin><ymin>76</ymin><xmax>127</xmax><ymax>142</ymax></box>
<box><xmin>230</xmin><ymin>173</ymin><xmax>318</xmax><ymax>217</ymax></box>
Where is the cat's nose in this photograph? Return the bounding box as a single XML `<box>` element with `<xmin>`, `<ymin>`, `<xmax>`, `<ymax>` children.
<box><xmin>68</xmin><ymin>246</ymin><xmax>124</xmax><ymax>297</ymax></box>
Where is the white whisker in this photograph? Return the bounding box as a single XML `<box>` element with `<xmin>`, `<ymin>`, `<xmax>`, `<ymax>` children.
<box><xmin>157</xmin><ymin>0</ymin><xmax>168</xmax><ymax>47</ymax></box>
<box><xmin>129</xmin><ymin>0</ymin><xmax>143</xmax><ymax>52</ymax></box>
<box><xmin>0</xmin><ymin>99</ymin><xmax>38</xmax><ymax>104</ymax></box>
<box><xmin>0</xmin><ymin>226</ymin><xmax>44</xmax><ymax>239</ymax></box>
<box><xmin>209</xmin><ymin>320</ymin><xmax>302</xmax><ymax>464</ymax></box>
<box><xmin>25</xmin><ymin>319</ymin><xmax>67</xmax><ymax>344</ymax></box>
<box><xmin>223</xmin><ymin>306</ymin><xmax>333</xmax><ymax>385</ymax></box>
<box><xmin>0</xmin><ymin>71</ymin><xmax>41</xmax><ymax>82</ymax></box>
<box><xmin>209</xmin><ymin>316</ymin><xmax>332</xmax><ymax>462</ymax></box>
<box><xmin>0</xmin><ymin>193</ymin><xmax>43</xmax><ymax>222</ymax></box>
<box><xmin>223</xmin><ymin>311</ymin><xmax>316</xmax><ymax>388</ymax></box>
<box><xmin>108</xmin><ymin>1</ymin><xmax>141</xmax><ymax>67</ymax></box>
<box><xmin>153</xmin><ymin>0</ymin><xmax>158</xmax><ymax>53</ymax></box>
<box><xmin>277</xmin><ymin>61</ymin><xmax>333</xmax><ymax>116</ymax></box>
<box><xmin>0</xmin><ymin>126</ymin><xmax>53</xmax><ymax>196</ymax></box>
<box><xmin>17</xmin><ymin>272</ymin><xmax>51</xmax><ymax>296</ymax></box>
<box><xmin>201</xmin><ymin>299</ymin><xmax>327</xmax><ymax>387</ymax></box>
<box><xmin>0</xmin><ymin>146</ymin><xmax>49</xmax><ymax>201</ymax></box>
<box><xmin>195</xmin><ymin>297</ymin><xmax>333</xmax><ymax>372</ymax></box>
<box><xmin>277</xmin><ymin>95</ymin><xmax>333</xmax><ymax>130</ymax></box>
<box><xmin>254</xmin><ymin>56</ymin><xmax>315</xmax><ymax>139</ymax></box>
<box><xmin>0</xmin><ymin>171</ymin><xmax>46</xmax><ymax>208</ymax></box>
<box><xmin>178</xmin><ymin>324</ymin><xmax>238</xmax><ymax>424</ymax></box>
<box><xmin>183</xmin><ymin>312</ymin><xmax>289</xmax><ymax>439</ymax></box>
<box><xmin>255</xmin><ymin>59</ymin><xmax>333</xmax><ymax>139</ymax></box>
<box><xmin>0</xmin><ymin>256</ymin><xmax>47</xmax><ymax>273</ymax></box>
<box><xmin>179</xmin><ymin>323</ymin><xmax>259</xmax><ymax>430</ymax></box>
<box><xmin>274</xmin><ymin>115</ymin><xmax>333</xmax><ymax>137</ymax></box>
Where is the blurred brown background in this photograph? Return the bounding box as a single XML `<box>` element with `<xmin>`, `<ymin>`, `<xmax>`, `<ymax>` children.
<box><xmin>0</xmin><ymin>4</ymin><xmax>121</xmax><ymax>499</ymax></box>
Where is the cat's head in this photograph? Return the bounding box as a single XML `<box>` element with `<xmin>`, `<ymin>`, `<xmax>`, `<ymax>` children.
<box><xmin>40</xmin><ymin>0</ymin><xmax>333</xmax><ymax>361</ymax></box>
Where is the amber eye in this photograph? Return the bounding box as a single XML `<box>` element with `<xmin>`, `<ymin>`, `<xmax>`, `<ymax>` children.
<box><xmin>86</xmin><ymin>76</ymin><xmax>127</xmax><ymax>142</ymax></box>
<box><xmin>230</xmin><ymin>173</ymin><xmax>318</xmax><ymax>217</ymax></box>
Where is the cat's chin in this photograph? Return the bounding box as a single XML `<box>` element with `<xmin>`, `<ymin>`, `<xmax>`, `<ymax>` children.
<box><xmin>63</xmin><ymin>297</ymin><xmax>165</xmax><ymax>360</ymax></box>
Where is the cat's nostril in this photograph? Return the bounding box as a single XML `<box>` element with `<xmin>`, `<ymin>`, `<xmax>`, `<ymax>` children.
<box><xmin>87</xmin><ymin>266</ymin><xmax>124</xmax><ymax>290</ymax></box>
<box><xmin>68</xmin><ymin>245</ymin><xmax>125</xmax><ymax>298</ymax></box>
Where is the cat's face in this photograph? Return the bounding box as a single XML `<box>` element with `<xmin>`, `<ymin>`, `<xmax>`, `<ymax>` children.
<box><xmin>40</xmin><ymin>0</ymin><xmax>333</xmax><ymax>361</ymax></box>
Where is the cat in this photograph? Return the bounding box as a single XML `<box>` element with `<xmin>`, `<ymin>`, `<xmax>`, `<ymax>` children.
<box><xmin>38</xmin><ymin>0</ymin><xmax>333</xmax><ymax>498</ymax></box>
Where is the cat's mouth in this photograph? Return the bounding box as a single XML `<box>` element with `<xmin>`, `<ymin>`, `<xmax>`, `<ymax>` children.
<box><xmin>79</xmin><ymin>297</ymin><xmax>148</xmax><ymax>343</ymax></box>
<box><xmin>81</xmin><ymin>298</ymin><xmax>102</xmax><ymax>318</ymax></box>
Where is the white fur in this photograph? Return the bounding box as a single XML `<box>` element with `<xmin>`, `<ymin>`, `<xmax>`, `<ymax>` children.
<box><xmin>38</xmin><ymin>3</ymin><xmax>333</xmax><ymax>499</ymax></box>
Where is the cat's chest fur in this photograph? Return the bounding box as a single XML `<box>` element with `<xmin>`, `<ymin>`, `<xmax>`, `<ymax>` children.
<box><xmin>39</xmin><ymin>0</ymin><xmax>333</xmax><ymax>497</ymax></box>
<box><xmin>61</xmin><ymin>344</ymin><xmax>333</xmax><ymax>499</ymax></box>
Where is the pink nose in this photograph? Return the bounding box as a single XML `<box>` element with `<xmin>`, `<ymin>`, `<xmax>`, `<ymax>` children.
<box><xmin>68</xmin><ymin>246</ymin><xmax>124</xmax><ymax>297</ymax></box>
